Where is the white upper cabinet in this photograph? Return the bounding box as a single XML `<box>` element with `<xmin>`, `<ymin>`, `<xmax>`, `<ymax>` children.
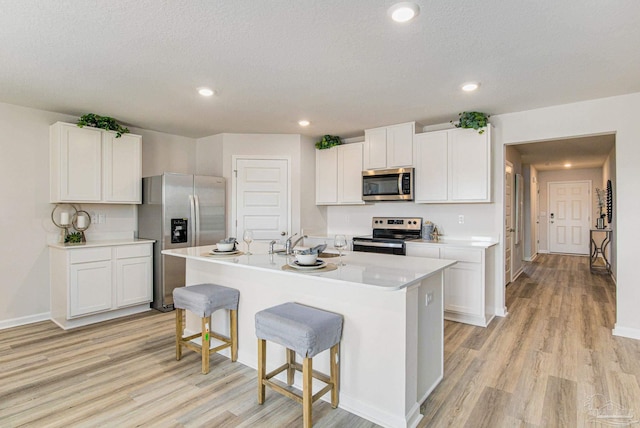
<box><xmin>316</xmin><ymin>143</ymin><xmax>364</xmax><ymax>205</ymax></box>
<box><xmin>50</xmin><ymin>122</ymin><xmax>142</xmax><ymax>204</ymax></box>
<box><xmin>315</xmin><ymin>146</ymin><xmax>339</xmax><ymax>204</ymax></box>
<box><xmin>102</xmin><ymin>132</ymin><xmax>142</xmax><ymax>203</ymax></box>
<box><xmin>414</xmin><ymin>126</ymin><xmax>492</xmax><ymax>203</ymax></box>
<box><xmin>364</xmin><ymin>122</ymin><xmax>415</xmax><ymax>170</ymax></box>
<box><xmin>414</xmin><ymin>131</ymin><xmax>448</xmax><ymax>202</ymax></box>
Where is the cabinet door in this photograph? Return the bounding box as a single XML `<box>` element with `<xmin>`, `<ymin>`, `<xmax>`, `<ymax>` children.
<box><xmin>364</xmin><ymin>128</ymin><xmax>387</xmax><ymax>170</ymax></box>
<box><xmin>414</xmin><ymin>131</ymin><xmax>448</xmax><ymax>202</ymax></box>
<box><xmin>449</xmin><ymin>129</ymin><xmax>490</xmax><ymax>201</ymax></box>
<box><xmin>316</xmin><ymin>146</ymin><xmax>338</xmax><ymax>204</ymax></box>
<box><xmin>443</xmin><ymin>262</ymin><xmax>482</xmax><ymax>316</ymax></box>
<box><xmin>116</xmin><ymin>256</ymin><xmax>152</xmax><ymax>307</ymax></box>
<box><xmin>69</xmin><ymin>260</ymin><xmax>113</xmax><ymax>317</ymax></box>
<box><xmin>386</xmin><ymin>122</ymin><xmax>414</xmax><ymax>167</ymax></box>
<box><xmin>338</xmin><ymin>143</ymin><xmax>364</xmax><ymax>204</ymax></box>
<box><xmin>56</xmin><ymin>125</ymin><xmax>102</xmax><ymax>202</ymax></box>
<box><xmin>103</xmin><ymin>133</ymin><xmax>142</xmax><ymax>203</ymax></box>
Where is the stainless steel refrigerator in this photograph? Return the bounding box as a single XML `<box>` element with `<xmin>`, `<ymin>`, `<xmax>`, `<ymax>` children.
<box><xmin>138</xmin><ymin>173</ymin><xmax>226</xmax><ymax>311</ymax></box>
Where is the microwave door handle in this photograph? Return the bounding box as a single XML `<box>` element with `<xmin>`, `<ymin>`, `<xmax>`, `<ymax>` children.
<box><xmin>398</xmin><ymin>174</ymin><xmax>403</xmax><ymax>194</ymax></box>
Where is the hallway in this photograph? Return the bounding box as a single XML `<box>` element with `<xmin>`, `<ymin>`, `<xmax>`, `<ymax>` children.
<box><xmin>421</xmin><ymin>254</ymin><xmax>639</xmax><ymax>427</ymax></box>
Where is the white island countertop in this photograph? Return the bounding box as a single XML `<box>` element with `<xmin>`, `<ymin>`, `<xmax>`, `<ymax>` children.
<box><xmin>162</xmin><ymin>245</ymin><xmax>456</xmax><ymax>291</ymax></box>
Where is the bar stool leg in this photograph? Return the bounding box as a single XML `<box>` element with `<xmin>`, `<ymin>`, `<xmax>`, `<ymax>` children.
<box><xmin>202</xmin><ymin>316</ymin><xmax>211</xmax><ymax>374</ymax></box>
<box><xmin>303</xmin><ymin>357</ymin><xmax>313</xmax><ymax>428</ymax></box>
<box><xmin>257</xmin><ymin>339</ymin><xmax>266</xmax><ymax>404</ymax></box>
<box><xmin>175</xmin><ymin>308</ymin><xmax>183</xmax><ymax>361</ymax></box>
<box><xmin>286</xmin><ymin>348</ymin><xmax>296</xmax><ymax>385</ymax></box>
<box><xmin>230</xmin><ymin>309</ymin><xmax>238</xmax><ymax>362</ymax></box>
<box><xmin>330</xmin><ymin>343</ymin><xmax>340</xmax><ymax>408</ymax></box>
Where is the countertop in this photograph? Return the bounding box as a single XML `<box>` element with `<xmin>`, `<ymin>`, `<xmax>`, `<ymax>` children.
<box><xmin>162</xmin><ymin>245</ymin><xmax>456</xmax><ymax>291</ymax></box>
<box><xmin>48</xmin><ymin>238</ymin><xmax>155</xmax><ymax>250</ymax></box>
<box><xmin>406</xmin><ymin>238</ymin><xmax>498</xmax><ymax>248</ymax></box>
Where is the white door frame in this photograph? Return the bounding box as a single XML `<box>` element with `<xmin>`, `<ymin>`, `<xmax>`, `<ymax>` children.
<box><xmin>505</xmin><ymin>160</ymin><xmax>514</xmax><ymax>285</ymax></box>
<box><xmin>547</xmin><ymin>179</ymin><xmax>592</xmax><ymax>254</ymax></box>
<box><xmin>231</xmin><ymin>155</ymin><xmax>292</xmax><ymax>239</ymax></box>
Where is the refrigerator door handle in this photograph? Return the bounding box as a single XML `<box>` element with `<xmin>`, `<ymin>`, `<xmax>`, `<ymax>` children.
<box><xmin>194</xmin><ymin>194</ymin><xmax>201</xmax><ymax>247</ymax></box>
<box><xmin>189</xmin><ymin>194</ymin><xmax>196</xmax><ymax>246</ymax></box>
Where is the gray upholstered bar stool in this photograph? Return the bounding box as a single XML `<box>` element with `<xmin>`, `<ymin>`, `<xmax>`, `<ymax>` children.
<box><xmin>173</xmin><ymin>283</ymin><xmax>239</xmax><ymax>374</ymax></box>
<box><xmin>255</xmin><ymin>302</ymin><xmax>343</xmax><ymax>428</ymax></box>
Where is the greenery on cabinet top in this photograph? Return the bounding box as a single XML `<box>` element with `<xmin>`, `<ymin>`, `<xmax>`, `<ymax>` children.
<box><xmin>315</xmin><ymin>135</ymin><xmax>342</xmax><ymax>150</ymax></box>
<box><xmin>77</xmin><ymin>113</ymin><xmax>130</xmax><ymax>138</ymax></box>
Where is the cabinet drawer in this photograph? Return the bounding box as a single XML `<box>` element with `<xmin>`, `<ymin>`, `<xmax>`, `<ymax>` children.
<box><xmin>69</xmin><ymin>248</ymin><xmax>112</xmax><ymax>264</ymax></box>
<box><xmin>442</xmin><ymin>248</ymin><xmax>482</xmax><ymax>263</ymax></box>
<box><xmin>116</xmin><ymin>244</ymin><xmax>152</xmax><ymax>259</ymax></box>
<box><xmin>406</xmin><ymin>245</ymin><xmax>440</xmax><ymax>258</ymax></box>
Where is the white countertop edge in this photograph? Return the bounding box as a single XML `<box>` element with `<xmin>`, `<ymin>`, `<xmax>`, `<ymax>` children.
<box><xmin>163</xmin><ymin>246</ymin><xmax>456</xmax><ymax>292</ymax></box>
<box><xmin>48</xmin><ymin>238</ymin><xmax>155</xmax><ymax>250</ymax></box>
<box><xmin>405</xmin><ymin>239</ymin><xmax>498</xmax><ymax>248</ymax></box>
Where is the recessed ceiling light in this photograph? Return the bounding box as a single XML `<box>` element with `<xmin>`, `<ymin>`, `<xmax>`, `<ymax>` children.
<box><xmin>388</xmin><ymin>2</ymin><xmax>420</xmax><ymax>23</ymax></box>
<box><xmin>564</xmin><ymin>163</ymin><xmax>572</xmax><ymax>168</ymax></box>
<box><xmin>198</xmin><ymin>87</ymin><xmax>214</xmax><ymax>97</ymax></box>
<box><xmin>298</xmin><ymin>120</ymin><xmax>310</xmax><ymax>127</ymax></box>
<box><xmin>461</xmin><ymin>82</ymin><xmax>480</xmax><ymax>92</ymax></box>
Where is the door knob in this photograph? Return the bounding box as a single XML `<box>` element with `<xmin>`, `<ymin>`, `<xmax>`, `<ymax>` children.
<box><xmin>550</xmin><ymin>221</ymin><xmax>554</xmax><ymax>224</ymax></box>
<box><xmin>281</xmin><ymin>231</ymin><xmax>286</xmax><ymax>236</ymax></box>
<box><xmin>509</xmin><ymin>228</ymin><xmax>515</xmax><ymax>232</ymax></box>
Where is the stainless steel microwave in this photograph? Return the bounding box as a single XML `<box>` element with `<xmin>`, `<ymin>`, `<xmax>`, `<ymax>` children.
<box><xmin>362</xmin><ymin>167</ymin><xmax>414</xmax><ymax>201</ymax></box>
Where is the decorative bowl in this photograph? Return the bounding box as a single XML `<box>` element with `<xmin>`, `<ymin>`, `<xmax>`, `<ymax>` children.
<box><xmin>216</xmin><ymin>242</ymin><xmax>235</xmax><ymax>252</ymax></box>
<box><xmin>295</xmin><ymin>253</ymin><xmax>318</xmax><ymax>266</ymax></box>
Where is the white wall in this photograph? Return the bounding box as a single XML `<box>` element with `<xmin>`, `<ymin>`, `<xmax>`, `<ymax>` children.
<box><xmin>195</xmin><ymin>133</ymin><xmax>223</xmax><ymax>176</ymax></box>
<box><xmin>136</xmin><ymin>126</ymin><xmax>196</xmax><ymax>177</ymax></box>
<box><xmin>491</xmin><ymin>91</ymin><xmax>640</xmax><ymax>339</ymax></box>
<box><xmin>327</xmin><ymin>202</ymin><xmax>497</xmax><ymax>238</ymax></box>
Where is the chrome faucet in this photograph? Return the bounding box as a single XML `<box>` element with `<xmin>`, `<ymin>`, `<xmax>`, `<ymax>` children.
<box><xmin>285</xmin><ymin>233</ymin><xmax>307</xmax><ymax>255</ymax></box>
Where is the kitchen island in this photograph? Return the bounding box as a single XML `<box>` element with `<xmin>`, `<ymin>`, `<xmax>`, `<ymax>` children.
<box><xmin>162</xmin><ymin>246</ymin><xmax>455</xmax><ymax>428</ymax></box>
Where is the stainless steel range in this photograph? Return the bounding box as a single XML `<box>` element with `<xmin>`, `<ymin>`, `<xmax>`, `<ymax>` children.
<box><xmin>352</xmin><ymin>217</ymin><xmax>422</xmax><ymax>255</ymax></box>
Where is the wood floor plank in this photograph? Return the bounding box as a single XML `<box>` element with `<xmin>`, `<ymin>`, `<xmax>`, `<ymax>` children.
<box><xmin>541</xmin><ymin>375</ymin><xmax>577</xmax><ymax>427</ymax></box>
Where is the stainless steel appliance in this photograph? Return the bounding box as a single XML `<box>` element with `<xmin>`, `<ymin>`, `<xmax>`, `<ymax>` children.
<box><xmin>362</xmin><ymin>167</ymin><xmax>414</xmax><ymax>201</ymax></box>
<box><xmin>352</xmin><ymin>217</ymin><xmax>422</xmax><ymax>255</ymax></box>
<box><xmin>138</xmin><ymin>173</ymin><xmax>226</xmax><ymax>311</ymax></box>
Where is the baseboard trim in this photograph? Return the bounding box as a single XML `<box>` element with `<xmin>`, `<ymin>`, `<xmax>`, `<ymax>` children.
<box><xmin>0</xmin><ymin>312</ymin><xmax>51</xmax><ymax>330</ymax></box>
<box><xmin>613</xmin><ymin>325</ymin><xmax>640</xmax><ymax>341</ymax></box>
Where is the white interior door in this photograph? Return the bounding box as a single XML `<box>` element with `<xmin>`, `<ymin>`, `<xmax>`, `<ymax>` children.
<box><xmin>548</xmin><ymin>181</ymin><xmax>591</xmax><ymax>254</ymax></box>
<box><xmin>505</xmin><ymin>161</ymin><xmax>513</xmax><ymax>285</ymax></box>
<box><xmin>234</xmin><ymin>158</ymin><xmax>289</xmax><ymax>241</ymax></box>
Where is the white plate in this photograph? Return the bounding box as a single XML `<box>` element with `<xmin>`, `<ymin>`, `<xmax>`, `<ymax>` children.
<box><xmin>288</xmin><ymin>259</ymin><xmax>327</xmax><ymax>270</ymax></box>
<box><xmin>210</xmin><ymin>249</ymin><xmax>240</xmax><ymax>255</ymax></box>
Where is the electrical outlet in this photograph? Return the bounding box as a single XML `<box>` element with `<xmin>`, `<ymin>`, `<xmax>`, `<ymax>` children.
<box><xmin>458</xmin><ymin>215</ymin><xmax>465</xmax><ymax>224</ymax></box>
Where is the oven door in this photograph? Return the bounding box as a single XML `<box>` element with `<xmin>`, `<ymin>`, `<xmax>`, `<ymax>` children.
<box><xmin>362</xmin><ymin>168</ymin><xmax>413</xmax><ymax>201</ymax></box>
<box><xmin>352</xmin><ymin>238</ymin><xmax>406</xmax><ymax>255</ymax></box>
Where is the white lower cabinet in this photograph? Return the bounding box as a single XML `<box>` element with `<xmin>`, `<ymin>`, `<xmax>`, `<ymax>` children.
<box><xmin>50</xmin><ymin>242</ymin><xmax>153</xmax><ymax>329</ymax></box>
<box><xmin>70</xmin><ymin>260</ymin><xmax>112</xmax><ymax>317</ymax></box>
<box><xmin>407</xmin><ymin>243</ymin><xmax>496</xmax><ymax>327</ymax></box>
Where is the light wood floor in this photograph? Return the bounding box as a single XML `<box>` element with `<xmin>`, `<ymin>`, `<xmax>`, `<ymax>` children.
<box><xmin>421</xmin><ymin>254</ymin><xmax>640</xmax><ymax>427</ymax></box>
<box><xmin>2</xmin><ymin>254</ymin><xmax>638</xmax><ymax>427</ymax></box>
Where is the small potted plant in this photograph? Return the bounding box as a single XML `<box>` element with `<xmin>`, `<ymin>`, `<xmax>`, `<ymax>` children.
<box><xmin>315</xmin><ymin>135</ymin><xmax>342</xmax><ymax>150</ymax></box>
<box><xmin>77</xmin><ymin>113</ymin><xmax>130</xmax><ymax>138</ymax></box>
<box><xmin>451</xmin><ymin>111</ymin><xmax>490</xmax><ymax>134</ymax></box>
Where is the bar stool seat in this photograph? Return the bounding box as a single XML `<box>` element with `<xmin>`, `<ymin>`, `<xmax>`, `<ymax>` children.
<box><xmin>255</xmin><ymin>302</ymin><xmax>343</xmax><ymax>427</ymax></box>
<box><xmin>173</xmin><ymin>283</ymin><xmax>239</xmax><ymax>374</ymax></box>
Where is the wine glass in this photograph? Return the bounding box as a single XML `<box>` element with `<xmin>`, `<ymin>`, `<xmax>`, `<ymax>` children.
<box><xmin>243</xmin><ymin>230</ymin><xmax>254</xmax><ymax>255</ymax></box>
<box><xmin>334</xmin><ymin>234</ymin><xmax>347</xmax><ymax>266</ymax></box>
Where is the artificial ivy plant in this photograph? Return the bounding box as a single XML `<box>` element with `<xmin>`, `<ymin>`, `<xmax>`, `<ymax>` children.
<box><xmin>451</xmin><ymin>111</ymin><xmax>490</xmax><ymax>134</ymax></box>
<box><xmin>315</xmin><ymin>135</ymin><xmax>342</xmax><ymax>150</ymax></box>
<box><xmin>77</xmin><ymin>113</ymin><xmax>130</xmax><ymax>138</ymax></box>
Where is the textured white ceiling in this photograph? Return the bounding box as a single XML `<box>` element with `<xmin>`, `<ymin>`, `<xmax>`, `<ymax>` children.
<box><xmin>1</xmin><ymin>1</ymin><xmax>639</xmax><ymax>139</ymax></box>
